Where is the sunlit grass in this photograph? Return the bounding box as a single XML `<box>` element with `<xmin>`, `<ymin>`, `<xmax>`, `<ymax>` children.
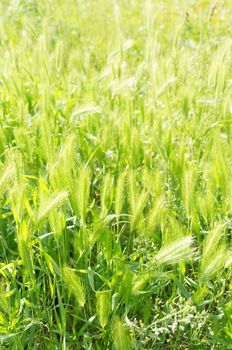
<box><xmin>0</xmin><ymin>0</ymin><xmax>232</xmax><ymax>349</ymax></box>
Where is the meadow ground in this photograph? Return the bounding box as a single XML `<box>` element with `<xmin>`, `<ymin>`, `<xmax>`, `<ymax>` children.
<box><xmin>0</xmin><ymin>0</ymin><xmax>232</xmax><ymax>349</ymax></box>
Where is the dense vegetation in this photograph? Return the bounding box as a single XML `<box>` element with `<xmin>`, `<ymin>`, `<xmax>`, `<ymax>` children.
<box><xmin>0</xmin><ymin>0</ymin><xmax>232</xmax><ymax>349</ymax></box>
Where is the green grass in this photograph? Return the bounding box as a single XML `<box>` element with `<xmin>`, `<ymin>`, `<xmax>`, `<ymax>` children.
<box><xmin>0</xmin><ymin>0</ymin><xmax>232</xmax><ymax>349</ymax></box>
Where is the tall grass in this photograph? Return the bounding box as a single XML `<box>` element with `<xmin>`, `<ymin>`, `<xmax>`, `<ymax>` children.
<box><xmin>0</xmin><ymin>0</ymin><xmax>231</xmax><ymax>349</ymax></box>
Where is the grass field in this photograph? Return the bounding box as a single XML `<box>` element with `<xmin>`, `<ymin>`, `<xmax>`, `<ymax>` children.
<box><xmin>0</xmin><ymin>0</ymin><xmax>232</xmax><ymax>349</ymax></box>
